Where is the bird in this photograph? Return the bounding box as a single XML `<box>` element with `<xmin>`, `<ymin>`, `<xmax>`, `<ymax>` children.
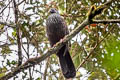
<box><xmin>46</xmin><ymin>8</ymin><xmax>76</xmax><ymax>79</ymax></box>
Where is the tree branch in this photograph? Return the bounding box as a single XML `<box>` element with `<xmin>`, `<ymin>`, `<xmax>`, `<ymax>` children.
<box><xmin>13</xmin><ymin>0</ymin><xmax>22</xmax><ymax>66</ymax></box>
<box><xmin>0</xmin><ymin>15</ymin><xmax>90</xmax><ymax>80</ymax></box>
<box><xmin>0</xmin><ymin>0</ymin><xmax>12</xmax><ymax>14</ymax></box>
<box><xmin>0</xmin><ymin>0</ymin><xmax>114</xmax><ymax>80</ymax></box>
<box><xmin>76</xmin><ymin>24</ymin><xmax>115</xmax><ymax>71</ymax></box>
<box><xmin>0</xmin><ymin>42</ymin><xmax>27</xmax><ymax>48</ymax></box>
<box><xmin>92</xmin><ymin>19</ymin><xmax>120</xmax><ymax>24</ymax></box>
<box><xmin>43</xmin><ymin>58</ymin><xmax>50</xmax><ymax>80</ymax></box>
<box><xmin>0</xmin><ymin>21</ymin><xmax>15</xmax><ymax>28</ymax></box>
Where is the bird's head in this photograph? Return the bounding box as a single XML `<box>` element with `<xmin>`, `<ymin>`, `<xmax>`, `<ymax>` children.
<box><xmin>49</xmin><ymin>8</ymin><xmax>59</xmax><ymax>14</ymax></box>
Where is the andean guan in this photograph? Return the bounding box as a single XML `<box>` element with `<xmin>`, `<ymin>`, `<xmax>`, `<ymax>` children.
<box><xmin>46</xmin><ymin>8</ymin><xmax>76</xmax><ymax>79</ymax></box>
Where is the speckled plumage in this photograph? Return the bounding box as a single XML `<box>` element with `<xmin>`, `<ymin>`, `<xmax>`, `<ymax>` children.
<box><xmin>46</xmin><ymin>13</ymin><xmax>69</xmax><ymax>46</ymax></box>
<box><xmin>46</xmin><ymin>8</ymin><xmax>76</xmax><ymax>79</ymax></box>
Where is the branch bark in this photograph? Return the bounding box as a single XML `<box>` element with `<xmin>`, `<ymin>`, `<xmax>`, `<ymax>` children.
<box><xmin>92</xmin><ymin>19</ymin><xmax>120</xmax><ymax>24</ymax></box>
<box><xmin>13</xmin><ymin>0</ymin><xmax>22</xmax><ymax>66</ymax></box>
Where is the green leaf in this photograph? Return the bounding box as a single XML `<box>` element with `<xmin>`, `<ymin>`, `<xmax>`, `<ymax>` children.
<box><xmin>100</xmin><ymin>36</ymin><xmax>120</xmax><ymax>78</ymax></box>
<box><xmin>70</xmin><ymin>42</ymin><xmax>82</xmax><ymax>68</ymax></box>
<box><xmin>1</xmin><ymin>46</ymin><xmax>12</xmax><ymax>54</ymax></box>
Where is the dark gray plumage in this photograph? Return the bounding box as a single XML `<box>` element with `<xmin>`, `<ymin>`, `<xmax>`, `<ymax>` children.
<box><xmin>46</xmin><ymin>8</ymin><xmax>76</xmax><ymax>79</ymax></box>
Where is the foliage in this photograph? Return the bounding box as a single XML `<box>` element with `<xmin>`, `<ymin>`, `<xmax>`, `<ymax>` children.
<box><xmin>0</xmin><ymin>0</ymin><xmax>120</xmax><ymax>80</ymax></box>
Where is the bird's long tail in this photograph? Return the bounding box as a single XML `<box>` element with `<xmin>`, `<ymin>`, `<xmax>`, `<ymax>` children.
<box><xmin>57</xmin><ymin>45</ymin><xmax>76</xmax><ymax>79</ymax></box>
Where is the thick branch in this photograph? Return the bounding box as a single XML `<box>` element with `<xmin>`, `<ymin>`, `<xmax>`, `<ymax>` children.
<box><xmin>0</xmin><ymin>18</ymin><xmax>90</xmax><ymax>80</ymax></box>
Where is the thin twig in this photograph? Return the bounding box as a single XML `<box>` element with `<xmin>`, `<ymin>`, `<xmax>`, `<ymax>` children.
<box><xmin>92</xmin><ymin>19</ymin><xmax>120</xmax><ymax>24</ymax></box>
<box><xmin>0</xmin><ymin>19</ymin><xmax>119</xmax><ymax>29</ymax></box>
<box><xmin>18</xmin><ymin>0</ymin><xmax>25</xmax><ymax>5</ymax></box>
<box><xmin>5</xmin><ymin>2</ymin><xmax>11</xmax><ymax>21</ymax></box>
<box><xmin>0</xmin><ymin>21</ymin><xmax>15</xmax><ymax>28</ymax></box>
<box><xmin>0</xmin><ymin>0</ymin><xmax>12</xmax><ymax>14</ymax></box>
<box><xmin>76</xmin><ymin>25</ymin><xmax>114</xmax><ymax>71</ymax></box>
<box><xmin>0</xmin><ymin>42</ymin><xmax>27</xmax><ymax>48</ymax></box>
<box><xmin>43</xmin><ymin>57</ymin><xmax>50</xmax><ymax>80</ymax></box>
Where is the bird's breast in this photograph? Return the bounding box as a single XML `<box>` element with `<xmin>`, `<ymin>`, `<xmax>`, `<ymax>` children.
<box><xmin>46</xmin><ymin>14</ymin><xmax>67</xmax><ymax>46</ymax></box>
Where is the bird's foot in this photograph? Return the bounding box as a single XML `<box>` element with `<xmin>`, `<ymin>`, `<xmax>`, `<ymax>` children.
<box><xmin>60</xmin><ymin>38</ymin><xmax>64</xmax><ymax>43</ymax></box>
<box><xmin>53</xmin><ymin>39</ymin><xmax>64</xmax><ymax>47</ymax></box>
